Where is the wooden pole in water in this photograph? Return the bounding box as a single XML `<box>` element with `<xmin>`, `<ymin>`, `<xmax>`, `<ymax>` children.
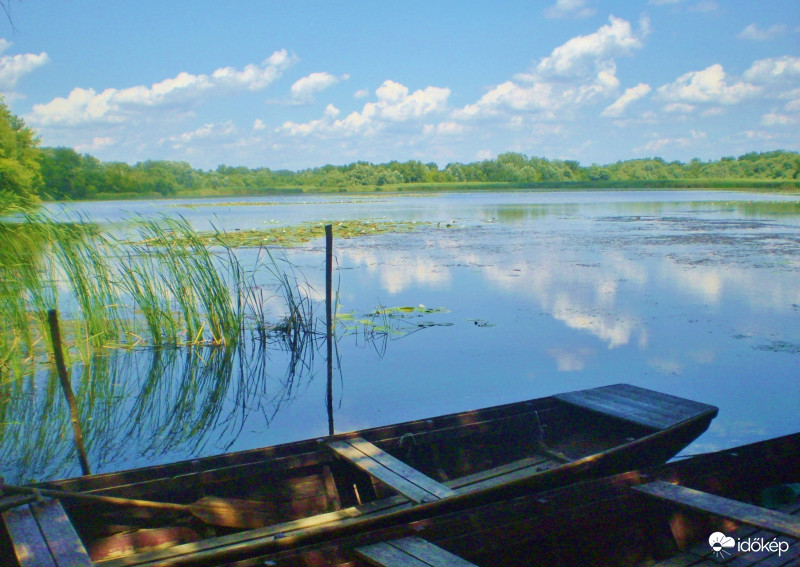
<box><xmin>325</xmin><ymin>224</ymin><xmax>334</xmax><ymax>436</ymax></box>
<box><xmin>47</xmin><ymin>309</ymin><xmax>92</xmax><ymax>476</ymax></box>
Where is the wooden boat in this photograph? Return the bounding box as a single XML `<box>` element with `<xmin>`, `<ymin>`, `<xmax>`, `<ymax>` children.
<box><xmin>238</xmin><ymin>431</ymin><xmax>800</xmax><ymax>567</ymax></box>
<box><xmin>0</xmin><ymin>383</ymin><xmax>717</xmax><ymax>566</ymax></box>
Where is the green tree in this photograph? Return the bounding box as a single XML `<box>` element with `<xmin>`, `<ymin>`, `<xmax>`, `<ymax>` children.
<box><xmin>0</xmin><ymin>96</ymin><xmax>42</xmax><ymax>212</ymax></box>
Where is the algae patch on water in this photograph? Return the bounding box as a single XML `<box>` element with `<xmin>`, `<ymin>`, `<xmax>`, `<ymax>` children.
<box><xmin>337</xmin><ymin>305</ymin><xmax>453</xmax><ymax>339</ymax></box>
<box><xmin>192</xmin><ymin>220</ymin><xmax>426</xmax><ymax>248</ymax></box>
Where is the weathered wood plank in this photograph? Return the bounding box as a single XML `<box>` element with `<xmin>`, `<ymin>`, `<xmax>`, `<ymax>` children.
<box><xmin>100</xmin><ymin>450</ymin><xmax>566</xmax><ymax>566</ymax></box>
<box><xmin>450</xmin><ymin>454</ymin><xmax>562</xmax><ymax>494</ymax></box>
<box><xmin>328</xmin><ymin>437</ymin><xmax>454</xmax><ymax>503</ymax></box>
<box><xmin>356</xmin><ymin>541</ymin><xmax>430</xmax><ymax>567</ymax></box>
<box><xmin>555</xmin><ymin>384</ymin><xmax>717</xmax><ymax>430</ymax></box>
<box><xmin>355</xmin><ymin>536</ymin><xmax>477</xmax><ymax>567</ymax></box>
<box><xmin>557</xmin><ymin>387</ymin><xmax>696</xmax><ymax>429</ymax></box>
<box><xmin>634</xmin><ymin>481</ymin><xmax>800</xmax><ymax>540</ymax></box>
<box><xmin>346</xmin><ymin>438</ymin><xmax>455</xmax><ymax>501</ymax></box>
<box><xmin>2</xmin><ymin>504</ymin><xmax>57</xmax><ymax>567</ymax></box>
<box><xmin>101</xmin><ymin>495</ymin><xmax>413</xmax><ymax>566</ymax></box>
<box><xmin>30</xmin><ymin>499</ymin><xmax>93</xmax><ymax>566</ymax></box>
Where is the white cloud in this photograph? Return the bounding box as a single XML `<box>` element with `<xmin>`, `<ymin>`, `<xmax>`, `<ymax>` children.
<box><xmin>536</xmin><ymin>16</ymin><xmax>646</xmax><ymax>79</ymax></box>
<box><xmin>290</xmin><ymin>72</ymin><xmax>343</xmax><ymax>101</ymax></box>
<box><xmin>636</xmin><ymin>129</ymin><xmax>707</xmax><ymax>152</ymax></box>
<box><xmin>657</xmin><ymin>64</ymin><xmax>761</xmax><ymax>105</ymax></box>
<box><xmin>74</xmin><ymin>136</ymin><xmax>115</xmax><ymax>153</ymax></box>
<box><xmin>455</xmin><ymin>16</ymin><xmax>646</xmax><ymax>122</ymax></box>
<box><xmin>544</xmin><ymin>0</ymin><xmax>595</xmax><ymax>19</ymax></box>
<box><xmin>457</xmin><ymin>81</ymin><xmax>554</xmax><ymax>118</ymax></box>
<box><xmin>281</xmin><ymin>79</ymin><xmax>450</xmax><ymax>137</ymax></box>
<box><xmin>29</xmin><ymin>50</ymin><xmax>296</xmax><ymax>126</ymax></box>
<box><xmin>371</xmin><ymin>80</ymin><xmax>450</xmax><ymax>121</ymax></box>
<box><xmin>738</xmin><ymin>23</ymin><xmax>787</xmax><ymax>41</ymax></box>
<box><xmin>0</xmin><ymin>39</ymin><xmax>49</xmax><ymax>92</ymax></box>
<box><xmin>602</xmin><ymin>83</ymin><xmax>651</xmax><ymax>116</ymax></box>
<box><xmin>761</xmin><ymin>112</ymin><xmax>796</xmax><ymax>126</ymax></box>
<box><xmin>424</xmin><ymin>121</ymin><xmax>466</xmax><ymax>136</ymax></box>
<box><xmin>663</xmin><ymin>102</ymin><xmax>696</xmax><ymax>113</ymax></box>
<box><xmin>785</xmin><ymin>91</ymin><xmax>800</xmax><ymax>112</ymax></box>
<box><xmin>323</xmin><ymin>104</ymin><xmax>340</xmax><ymax>118</ymax></box>
<box><xmin>164</xmin><ymin>121</ymin><xmax>237</xmax><ymax>147</ymax></box>
<box><xmin>743</xmin><ymin>56</ymin><xmax>800</xmax><ymax>83</ymax></box>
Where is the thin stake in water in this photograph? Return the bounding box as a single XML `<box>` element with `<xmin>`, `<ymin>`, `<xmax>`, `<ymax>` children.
<box><xmin>326</xmin><ymin>224</ymin><xmax>334</xmax><ymax>436</ymax></box>
<box><xmin>47</xmin><ymin>309</ymin><xmax>92</xmax><ymax>476</ymax></box>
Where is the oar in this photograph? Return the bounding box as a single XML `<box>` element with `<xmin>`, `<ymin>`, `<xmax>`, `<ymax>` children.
<box><xmin>0</xmin><ymin>484</ymin><xmax>276</xmax><ymax>530</ymax></box>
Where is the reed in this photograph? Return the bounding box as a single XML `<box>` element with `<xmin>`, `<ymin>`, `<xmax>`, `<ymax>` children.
<box><xmin>0</xmin><ymin>211</ymin><xmax>321</xmax><ymax>383</ymax></box>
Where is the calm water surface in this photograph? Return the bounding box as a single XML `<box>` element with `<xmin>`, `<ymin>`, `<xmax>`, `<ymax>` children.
<box><xmin>6</xmin><ymin>190</ymin><xmax>800</xmax><ymax>482</ymax></box>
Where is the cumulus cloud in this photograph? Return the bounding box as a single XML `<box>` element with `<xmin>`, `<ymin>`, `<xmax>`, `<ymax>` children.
<box><xmin>738</xmin><ymin>23</ymin><xmax>787</xmax><ymax>41</ymax></box>
<box><xmin>455</xmin><ymin>16</ymin><xmax>647</xmax><ymax>121</ymax></box>
<box><xmin>281</xmin><ymin>79</ymin><xmax>450</xmax><ymax>137</ymax></box>
<box><xmin>657</xmin><ymin>64</ymin><xmax>761</xmax><ymax>105</ymax></box>
<box><xmin>536</xmin><ymin>16</ymin><xmax>646</xmax><ymax>79</ymax></box>
<box><xmin>457</xmin><ymin>81</ymin><xmax>554</xmax><ymax>118</ymax></box>
<box><xmin>0</xmin><ymin>39</ymin><xmax>49</xmax><ymax>92</ymax></box>
<box><xmin>29</xmin><ymin>50</ymin><xmax>297</xmax><ymax>126</ymax></box>
<box><xmin>602</xmin><ymin>83</ymin><xmax>651</xmax><ymax>116</ymax></box>
<box><xmin>290</xmin><ymin>72</ymin><xmax>345</xmax><ymax>101</ymax></box>
<box><xmin>743</xmin><ymin>56</ymin><xmax>800</xmax><ymax>83</ymax></box>
<box><xmin>544</xmin><ymin>0</ymin><xmax>595</xmax><ymax>19</ymax></box>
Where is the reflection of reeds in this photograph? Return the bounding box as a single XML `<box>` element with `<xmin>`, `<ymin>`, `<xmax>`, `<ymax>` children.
<box><xmin>0</xmin><ymin>335</ymin><xmax>316</xmax><ymax>483</ymax></box>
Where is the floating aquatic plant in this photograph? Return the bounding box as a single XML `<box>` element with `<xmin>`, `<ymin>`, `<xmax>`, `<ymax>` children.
<box><xmin>186</xmin><ymin>220</ymin><xmax>426</xmax><ymax>248</ymax></box>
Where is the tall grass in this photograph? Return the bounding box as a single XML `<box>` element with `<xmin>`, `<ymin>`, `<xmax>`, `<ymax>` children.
<box><xmin>0</xmin><ymin>211</ymin><xmax>319</xmax><ymax>383</ymax></box>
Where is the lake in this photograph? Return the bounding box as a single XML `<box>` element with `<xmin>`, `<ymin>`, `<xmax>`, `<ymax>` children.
<box><xmin>3</xmin><ymin>190</ymin><xmax>800</xmax><ymax>482</ymax></box>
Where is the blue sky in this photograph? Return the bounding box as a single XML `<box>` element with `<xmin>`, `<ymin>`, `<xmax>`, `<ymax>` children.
<box><xmin>0</xmin><ymin>0</ymin><xmax>798</xmax><ymax>170</ymax></box>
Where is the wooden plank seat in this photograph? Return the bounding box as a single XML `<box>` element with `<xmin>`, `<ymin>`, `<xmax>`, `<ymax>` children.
<box><xmin>327</xmin><ymin>437</ymin><xmax>456</xmax><ymax>503</ymax></box>
<box><xmin>2</xmin><ymin>498</ymin><xmax>92</xmax><ymax>567</ymax></box>
<box><xmin>554</xmin><ymin>383</ymin><xmax>717</xmax><ymax>430</ymax></box>
<box><xmin>634</xmin><ymin>481</ymin><xmax>800</xmax><ymax>540</ymax></box>
<box><xmin>355</xmin><ymin>536</ymin><xmax>478</xmax><ymax>567</ymax></box>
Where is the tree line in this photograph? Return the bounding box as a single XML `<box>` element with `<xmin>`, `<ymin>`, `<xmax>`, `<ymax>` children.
<box><xmin>1</xmin><ymin>96</ymin><xmax>799</xmax><ymax>213</ymax></box>
<box><xmin>37</xmin><ymin>148</ymin><xmax>800</xmax><ymax>202</ymax></box>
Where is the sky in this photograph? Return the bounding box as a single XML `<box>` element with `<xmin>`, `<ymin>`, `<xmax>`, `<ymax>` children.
<box><xmin>0</xmin><ymin>0</ymin><xmax>798</xmax><ymax>171</ymax></box>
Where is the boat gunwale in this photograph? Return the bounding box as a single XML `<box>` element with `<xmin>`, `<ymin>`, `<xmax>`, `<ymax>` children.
<box><xmin>90</xmin><ymin>404</ymin><xmax>718</xmax><ymax>566</ymax></box>
<box><xmin>228</xmin><ymin>431</ymin><xmax>800</xmax><ymax>567</ymax></box>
